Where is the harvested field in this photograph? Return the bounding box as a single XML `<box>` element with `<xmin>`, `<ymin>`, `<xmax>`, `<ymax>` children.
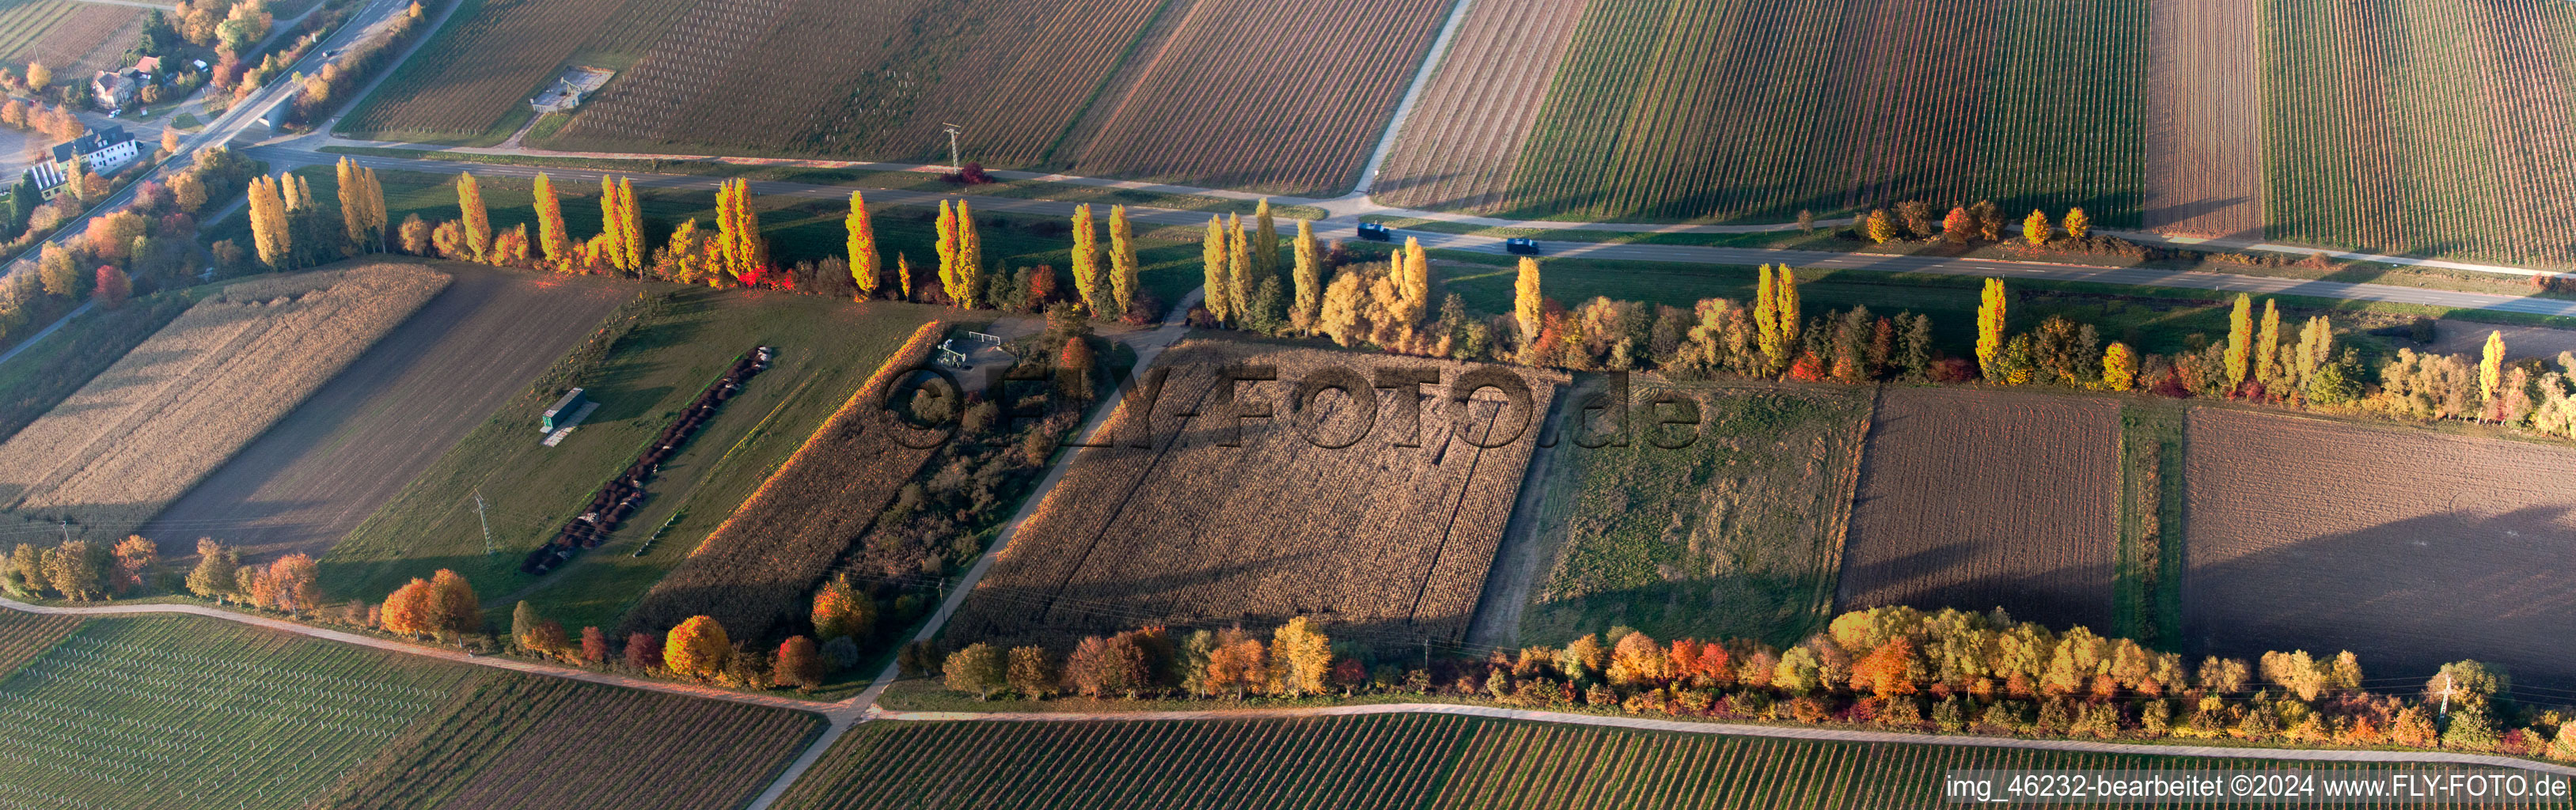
<box><xmin>0</xmin><ymin>293</ymin><xmax>193</xmax><ymax>445</ymax></box>
<box><xmin>0</xmin><ymin>0</ymin><xmax>142</xmax><ymax>78</ymax></box>
<box><xmin>616</xmin><ymin>321</ymin><xmax>947</xmax><ymax>643</ymax></box>
<box><xmin>0</xmin><ymin>264</ymin><xmax>448</xmax><ymax>543</ymax></box>
<box><xmin>1519</xmin><ymin>383</ymin><xmax>1870</xmax><ymax>648</ymax></box>
<box><xmin>1459</xmin><ymin>0</ymin><xmax>2144</xmax><ymax>222</ymax></box>
<box><xmin>776</xmin><ymin>714</ymin><xmax>2484</xmax><ymax>809</ymax></box>
<box><xmin>336</xmin><ymin>0</ymin><xmax>695</xmax><ymax>143</ymax></box>
<box><xmin>0</xmin><ymin>611</ymin><xmax>77</xmax><ymax>676</ymax></box>
<box><xmin>1371</xmin><ymin>0</ymin><xmax>1592</xmax><ymax>211</ymax></box>
<box><xmin>142</xmin><ymin>263</ymin><xmax>631</xmax><ymax>562</ymax></box>
<box><xmin>2183</xmin><ymin>408</ymin><xmax>2576</xmax><ymax>687</ymax></box>
<box><xmin>0</xmin><ymin>615</ymin><xmax>483</xmax><ymax>810</ymax></box>
<box><xmin>950</xmin><ymin>340</ymin><xmax>1561</xmax><ymax>647</ymax></box>
<box><xmin>2142</xmin><ymin>0</ymin><xmax>2263</xmax><ymax>238</ymax></box>
<box><xmin>2264</xmin><ymin>0</ymin><xmax>2576</xmax><ymax>263</ymax></box>
<box><xmin>317</xmin><ymin>676</ymin><xmax>821</xmax><ymax>810</ymax></box>
<box><xmin>1838</xmin><ymin>388</ymin><xmax>2119</xmax><ymax>629</ymax></box>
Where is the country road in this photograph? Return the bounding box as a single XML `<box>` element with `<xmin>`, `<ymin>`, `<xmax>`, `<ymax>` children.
<box><xmin>241</xmin><ymin>145</ymin><xmax>2576</xmax><ymax>323</ymax></box>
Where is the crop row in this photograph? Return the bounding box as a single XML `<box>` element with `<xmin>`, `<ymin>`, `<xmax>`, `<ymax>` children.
<box><xmin>319</xmin><ymin>675</ymin><xmax>821</xmax><ymax>810</ymax></box>
<box><xmin>617</xmin><ymin>321</ymin><xmax>946</xmax><ymax>642</ymax></box>
<box><xmin>1064</xmin><ymin>0</ymin><xmax>1453</xmax><ymax>195</ymax></box>
<box><xmin>556</xmin><ymin>0</ymin><xmax>1163</xmax><ymax>165</ymax></box>
<box><xmin>0</xmin><ymin>615</ymin><xmax>480</xmax><ymax>810</ymax></box>
<box><xmin>1478</xmin><ymin>0</ymin><xmax>2142</xmax><ymax>223</ymax></box>
<box><xmin>2263</xmin><ymin>0</ymin><xmax>2576</xmax><ymax>263</ymax></box>
<box><xmin>0</xmin><ymin>613</ymin><xmax>78</xmax><ymax>679</ymax></box>
<box><xmin>337</xmin><ymin>0</ymin><xmax>638</xmax><ymax>140</ymax></box>
<box><xmin>773</xmin><ymin>713</ymin><xmax>1474</xmax><ymax>810</ymax></box>
<box><xmin>0</xmin><ymin>264</ymin><xmax>449</xmax><ymax>542</ymax></box>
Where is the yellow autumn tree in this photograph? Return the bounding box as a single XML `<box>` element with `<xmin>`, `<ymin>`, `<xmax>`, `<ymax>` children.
<box><xmin>847</xmin><ymin>191</ymin><xmax>878</xmax><ymax>297</ymax></box>
<box><xmin>1513</xmin><ymin>255</ymin><xmax>1542</xmax><ymax>343</ymax></box>
<box><xmin>664</xmin><ymin>615</ymin><xmax>731</xmax><ymax>678</ymax></box>
<box><xmin>1069</xmin><ymin>202</ymin><xmax>1101</xmax><ymax>313</ymax></box>
<box><xmin>1268</xmin><ymin>617</ymin><xmax>1332</xmax><ymax>698</ymax></box>
<box><xmin>2023</xmin><ymin>210</ymin><xmax>2050</xmax><ymax>246</ymax></box>
<box><xmin>1108</xmin><ymin>205</ymin><xmax>1138</xmax><ymax>317</ymax></box>
<box><xmin>1200</xmin><ymin>215</ymin><xmax>1229</xmax><ymax>324</ymax></box>
<box><xmin>2102</xmin><ymin>342</ymin><xmax>2136</xmax><ymax>391</ymax></box>
<box><xmin>1977</xmin><ymin>278</ymin><xmax>2007</xmax><ymax>378</ymax></box>
<box><xmin>2063</xmin><ymin>207</ymin><xmax>2091</xmax><ymax>240</ymax></box>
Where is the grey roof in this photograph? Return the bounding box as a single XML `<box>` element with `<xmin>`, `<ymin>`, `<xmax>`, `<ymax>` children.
<box><xmin>47</xmin><ymin>126</ymin><xmax>134</xmax><ymax>165</ymax></box>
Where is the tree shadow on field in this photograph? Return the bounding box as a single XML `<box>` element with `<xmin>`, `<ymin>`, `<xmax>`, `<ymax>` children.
<box><xmin>2183</xmin><ymin>505</ymin><xmax>2576</xmax><ymax>691</ymax></box>
<box><xmin>582</xmin><ymin>293</ymin><xmax>715</xmax><ymax>423</ymax></box>
<box><xmin>1834</xmin><ymin>539</ymin><xmax>2113</xmax><ymax>634</ymax></box>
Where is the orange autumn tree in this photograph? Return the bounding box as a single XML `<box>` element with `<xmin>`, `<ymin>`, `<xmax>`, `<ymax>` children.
<box><xmin>380</xmin><ymin>577</ymin><xmax>434</xmax><ymax>636</ymax></box>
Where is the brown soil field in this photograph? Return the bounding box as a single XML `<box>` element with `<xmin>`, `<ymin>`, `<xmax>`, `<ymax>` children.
<box><xmin>950</xmin><ymin>339</ymin><xmax>1562</xmax><ymax>646</ymax></box>
<box><xmin>1371</xmin><ymin>0</ymin><xmax>1592</xmax><ymax>211</ymax></box>
<box><xmin>1837</xmin><ymin>388</ymin><xmax>2120</xmax><ymax>629</ymax></box>
<box><xmin>0</xmin><ymin>264</ymin><xmax>449</xmax><ymax>543</ymax></box>
<box><xmin>2142</xmin><ymin>0</ymin><xmax>2263</xmax><ymax>238</ymax></box>
<box><xmin>2183</xmin><ymin>408</ymin><xmax>2576</xmax><ymax>686</ymax></box>
<box><xmin>139</xmin><ymin>263</ymin><xmax>632</xmax><ymax>563</ymax></box>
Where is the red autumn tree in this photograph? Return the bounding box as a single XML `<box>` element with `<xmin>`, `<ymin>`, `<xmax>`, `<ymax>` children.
<box><xmin>580</xmin><ymin>626</ymin><xmax>608</xmax><ymax>664</ymax></box>
<box><xmin>775</xmin><ymin>636</ymin><xmax>824</xmax><ymax>690</ymax></box>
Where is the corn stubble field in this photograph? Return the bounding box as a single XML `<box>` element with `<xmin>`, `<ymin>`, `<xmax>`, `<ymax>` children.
<box><xmin>952</xmin><ymin>341</ymin><xmax>1562</xmax><ymax>646</ymax></box>
<box><xmin>1379</xmin><ymin>0</ymin><xmax>2145</xmax><ymax>221</ymax></box>
<box><xmin>0</xmin><ymin>265</ymin><xmax>449</xmax><ymax>543</ymax></box>
<box><xmin>1521</xmin><ymin>384</ymin><xmax>1868</xmax><ymax>647</ymax></box>
<box><xmin>2264</xmin><ymin>0</ymin><xmax>2576</xmax><ymax>263</ymax></box>
<box><xmin>2183</xmin><ymin>407</ymin><xmax>2576</xmax><ymax>687</ymax></box>
<box><xmin>0</xmin><ymin>613</ymin><xmax>821</xmax><ymax>810</ymax></box>
<box><xmin>777</xmin><ymin>715</ymin><xmax>2498</xmax><ymax>809</ymax></box>
<box><xmin>1837</xmin><ymin>388</ymin><xmax>2120</xmax><ymax>630</ymax></box>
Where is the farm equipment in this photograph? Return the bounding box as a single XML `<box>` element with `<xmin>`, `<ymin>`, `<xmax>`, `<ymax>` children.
<box><xmin>520</xmin><ymin>346</ymin><xmax>774</xmax><ymax>574</ymax></box>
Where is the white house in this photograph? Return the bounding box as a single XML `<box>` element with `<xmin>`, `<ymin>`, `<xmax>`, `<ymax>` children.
<box><xmin>51</xmin><ymin>126</ymin><xmax>139</xmax><ymax>176</ymax></box>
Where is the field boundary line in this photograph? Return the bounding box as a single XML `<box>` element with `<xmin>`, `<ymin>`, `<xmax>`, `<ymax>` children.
<box><xmin>1353</xmin><ymin>0</ymin><xmax>1478</xmax><ymax>195</ymax></box>
<box><xmin>867</xmin><ymin>702</ymin><xmax>2576</xmax><ymax>777</ymax></box>
<box><xmin>0</xmin><ymin>595</ymin><xmax>848</xmax><ymax>716</ymax></box>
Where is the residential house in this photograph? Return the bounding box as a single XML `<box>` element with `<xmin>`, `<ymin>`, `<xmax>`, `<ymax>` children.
<box><xmin>51</xmin><ymin>126</ymin><xmax>140</xmax><ymax>177</ymax></box>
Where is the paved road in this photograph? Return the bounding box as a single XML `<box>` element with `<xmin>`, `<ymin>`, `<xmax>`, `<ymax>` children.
<box><xmin>242</xmin><ymin>145</ymin><xmax>2576</xmax><ymax>321</ymax></box>
<box><xmin>0</xmin><ymin>300</ymin><xmax>91</xmax><ymax>366</ymax></box>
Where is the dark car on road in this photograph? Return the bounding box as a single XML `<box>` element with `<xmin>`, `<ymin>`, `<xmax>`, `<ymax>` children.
<box><xmin>1356</xmin><ymin>221</ymin><xmax>1392</xmax><ymax>241</ymax></box>
<box><xmin>1504</xmin><ymin>237</ymin><xmax>1539</xmax><ymax>255</ymax></box>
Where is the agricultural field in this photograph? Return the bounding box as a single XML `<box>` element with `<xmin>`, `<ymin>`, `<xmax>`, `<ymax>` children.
<box><xmin>0</xmin><ymin>615</ymin><xmax>483</xmax><ymax>810</ymax></box>
<box><xmin>142</xmin><ymin>262</ymin><xmax>632</xmax><ymax>563</ymax></box>
<box><xmin>616</xmin><ymin>321</ymin><xmax>946</xmax><ymax>644</ymax></box>
<box><xmin>1516</xmin><ymin>383</ymin><xmax>1870</xmax><ymax>649</ymax></box>
<box><xmin>0</xmin><ymin>265</ymin><xmax>448</xmax><ymax>543</ymax></box>
<box><xmin>0</xmin><ymin>291</ymin><xmax>194</xmax><ymax>445</ymax></box>
<box><xmin>1050</xmin><ymin>0</ymin><xmax>1452</xmax><ymax>195</ymax></box>
<box><xmin>335</xmin><ymin>0</ymin><xmax>699</xmax><ymax>144</ymax></box>
<box><xmin>322</xmin><ymin>287</ymin><xmax>941</xmax><ymax>636</ymax></box>
<box><xmin>2263</xmin><ymin>0</ymin><xmax>2576</xmax><ymax>264</ymax></box>
<box><xmin>2141</xmin><ymin>0</ymin><xmax>2263</xmax><ymax>238</ymax></box>
<box><xmin>776</xmin><ymin>714</ymin><xmax>2485</xmax><ymax>809</ymax></box>
<box><xmin>0</xmin><ymin>0</ymin><xmax>143</xmax><ymax>78</ymax></box>
<box><xmin>0</xmin><ymin>611</ymin><xmax>78</xmax><ymax>676</ymax></box>
<box><xmin>950</xmin><ymin>340</ymin><xmax>1563</xmax><ymax>647</ymax></box>
<box><xmin>1385</xmin><ymin>0</ymin><xmax>2145</xmax><ymax>222</ymax></box>
<box><xmin>1837</xmin><ymin>388</ymin><xmax>2120</xmax><ymax>630</ymax></box>
<box><xmin>1370</xmin><ymin>0</ymin><xmax>1592</xmax><ymax>211</ymax></box>
<box><xmin>314</xmin><ymin>676</ymin><xmax>821</xmax><ymax>810</ymax></box>
<box><xmin>2183</xmin><ymin>408</ymin><xmax>2576</xmax><ymax>687</ymax></box>
<box><xmin>546</xmin><ymin>0</ymin><xmax>1164</xmax><ymax>168</ymax></box>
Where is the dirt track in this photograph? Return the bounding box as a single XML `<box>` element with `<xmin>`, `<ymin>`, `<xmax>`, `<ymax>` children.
<box><xmin>141</xmin><ymin>264</ymin><xmax>632</xmax><ymax>562</ymax></box>
<box><xmin>2183</xmin><ymin>408</ymin><xmax>2576</xmax><ymax>687</ymax></box>
<box><xmin>2142</xmin><ymin>0</ymin><xmax>2263</xmax><ymax>238</ymax></box>
<box><xmin>1838</xmin><ymin>388</ymin><xmax>2119</xmax><ymax>629</ymax></box>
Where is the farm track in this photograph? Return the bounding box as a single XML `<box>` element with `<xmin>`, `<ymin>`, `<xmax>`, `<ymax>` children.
<box><xmin>138</xmin><ymin>264</ymin><xmax>632</xmax><ymax>562</ymax></box>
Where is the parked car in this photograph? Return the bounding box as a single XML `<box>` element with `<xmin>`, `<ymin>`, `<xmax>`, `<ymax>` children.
<box><xmin>1504</xmin><ymin>237</ymin><xmax>1540</xmax><ymax>255</ymax></box>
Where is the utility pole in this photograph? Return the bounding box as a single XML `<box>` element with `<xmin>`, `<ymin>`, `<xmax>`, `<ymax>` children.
<box><xmin>59</xmin><ymin>518</ymin><xmax>69</xmax><ymax>543</ymax></box>
<box><xmin>941</xmin><ymin>123</ymin><xmax>962</xmax><ymax>171</ymax></box>
<box><xmin>473</xmin><ymin>490</ymin><xmax>493</xmax><ymax>556</ymax></box>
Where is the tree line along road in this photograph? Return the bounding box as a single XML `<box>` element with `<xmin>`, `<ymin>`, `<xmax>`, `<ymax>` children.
<box><xmin>238</xmin><ymin>145</ymin><xmax>2576</xmax><ymax>321</ymax></box>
